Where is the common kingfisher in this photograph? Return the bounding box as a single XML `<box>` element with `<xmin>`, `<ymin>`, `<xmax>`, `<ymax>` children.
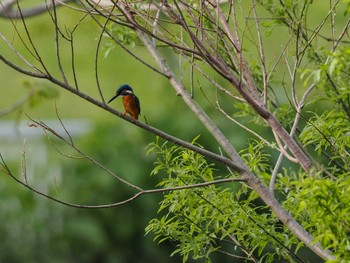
<box><xmin>108</xmin><ymin>84</ymin><xmax>141</xmax><ymax>120</ymax></box>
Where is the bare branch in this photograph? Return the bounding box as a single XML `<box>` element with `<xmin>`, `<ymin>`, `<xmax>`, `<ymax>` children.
<box><xmin>216</xmin><ymin>103</ymin><xmax>274</xmax><ymax>148</ymax></box>
<box><xmin>251</xmin><ymin>0</ymin><xmax>268</xmax><ymax>106</ymax></box>
<box><xmin>269</xmin><ymin>83</ymin><xmax>316</xmax><ymax>192</ymax></box>
<box><xmin>0</xmin><ymin>0</ymin><xmax>342</xmax><ymax>260</ymax></box>
<box><xmin>271</xmin><ymin>129</ymin><xmax>298</xmax><ymax>163</ymax></box>
<box><xmin>0</xmin><ymin>0</ymin><xmax>72</xmax><ymax>18</ymax></box>
<box><xmin>0</xmin><ymin>32</ymin><xmax>42</xmax><ymax>73</ymax></box>
<box><xmin>0</xmin><ymin>89</ymin><xmax>34</xmax><ymax>116</ymax></box>
<box><xmin>0</xmin><ymin>151</ymin><xmax>245</xmax><ymax>209</ymax></box>
<box><xmin>113</xmin><ymin>2</ymin><xmax>333</xmax><ymax>260</ymax></box>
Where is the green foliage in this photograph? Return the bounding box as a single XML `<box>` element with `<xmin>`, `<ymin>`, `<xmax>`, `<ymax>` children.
<box><xmin>258</xmin><ymin>0</ymin><xmax>313</xmax><ymax>24</ymax></box>
<box><xmin>300</xmin><ymin>67</ymin><xmax>324</xmax><ymax>87</ymax></box>
<box><xmin>22</xmin><ymin>80</ymin><xmax>60</xmax><ymax>108</ymax></box>
<box><xmin>288</xmin><ymin>39</ymin><xmax>350</xmax><ymax>262</ymax></box>
<box><xmin>232</xmin><ymin>100</ymin><xmax>266</xmax><ymax>126</ymax></box>
<box><xmin>146</xmin><ymin>138</ymin><xmax>303</xmax><ymax>262</ymax></box>
<box><xmin>280</xmin><ymin>171</ymin><xmax>350</xmax><ymax>261</ymax></box>
<box><xmin>1</xmin><ymin>0</ymin><xmax>349</xmax><ymax>262</ymax></box>
<box><xmin>300</xmin><ymin>47</ymin><xmax>350</xmax><ymax>171</ymax></box>
<box><xmin>102</xmin><ymin>24</ymin><xmax>142</xmax><ymax>58</ymax></box>
<box><xmin>346</xmin><ymin>0</ymin><xmax>350</xmax><ymax>15</ymax></box>
<box><xmin>0</xmin><ymin>124</ymin><xmax>173</xmax><ymax>263</ymax></box>
<box><xmin>323</xmin><ymin>48</ymin><xmax>350</xmax><ymax>107</ymax></box>
<box><xmin>300</xmin><ymin>110</ymin><xmax>350</xmax><ymax>169</ymax></box>
<box><xmin>302</xmin><ymin>47</ymin><xmax>350</xmax><ymax>109</ymax></box>
<box><xmin>273</xmin><ymin>104</ymin><xmax>296</xmax><ymax>130</ymax></box>
<box><xmin>240</xmin><ymin>140</ymin><xmax>271</xmax><ymax>175</ymax></box>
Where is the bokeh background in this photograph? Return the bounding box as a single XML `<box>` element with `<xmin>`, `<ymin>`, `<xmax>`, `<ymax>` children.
<box><xmin>0</xmin><ymin>1</ymin><xmax>347</xmax><ymax>262</ymax></box>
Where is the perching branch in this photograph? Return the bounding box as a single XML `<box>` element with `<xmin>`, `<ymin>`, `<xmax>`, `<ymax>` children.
<box><xmin>0</xmin><ymin>134</ymin><xmax>246</xmax><ymax>210</ymax></box>
<box><xmin>114</xmin><ymin>2</ymin><xmax>333</xmax><ymax>260</ymax></box>
<box><xmin>1</xmin><ymin>0</ymin><xmax>346</xmax><ymax>261</ymax></box>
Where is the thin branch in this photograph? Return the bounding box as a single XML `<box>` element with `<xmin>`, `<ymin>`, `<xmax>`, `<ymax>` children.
<box><xmin>68</xmin><ymin>32</ymin><xmax>79</xmax><ymax>90</ymax></box>
<box><xmin>49</xmin><ymin>0</ymin><xmax>69</xmax><ymax>85</ymax></box>
<box><xmin>0</xmin><ymin>32</ymin><xmax>42</xmax><ymax>73</ymax></box>
<box><xmin>0</xmin><ymin>53</ymin><xmax>46</xmax><ymax>78</ymax></box>
<box><xmin>271</xmin><ymin>129</ymin><xmax>298</xmax><ymax>163</ymax></box>
<box><xmin>0</xmin><ymin>151</ymin><xmax>244</xmax><ymax>209</ymax></box>
<box><xmin>30</xmin><ymin>116</ymin><xmax>143</xmax><ymax>191</ymax></box>
<box><xmin>213</xmin><ymin>4</ymin><xmax>313</xmax><ymax>172</ymax></box>
<box><xmin>94</xmin><ymin>8</ymin><xmax>114</xmax><ymax>103</ymax></box>
<box><xmin>16</xmin><ymin>2</ymin><xmax>51</xmax><ymax>75</ymax></box>
<box><xmin>216</xmin><ymin>103</ymin><xmax>274</xmax><ymax>148</ymax></box>
<box><xmin>0</xmin><ymin>90</ymin><xmax>34</xmax><ymax>116</ymax></box>
<box><xmin>0</xmin><ymin>1</ymin><xmax>337</xmax><ymax>260</ymax></box>
<box><xmin>269</xmin><ymin>82</ymin><xmax>316</xmax><ymax>192</ymax></box>
<box><xmin>331</xmin><ymin>18</ymin><xmax>350</xmax><ymax>53</ymax></box>
<box><xmin>0</xmin><ymin>0</ymin><xmax>72</xmax><ymax>18</ymax></box>
<box><xmin>1</xmin><ymin>49</ymin><xmax>247</xmax><ymax>175</ymax></box>
<box><xmin>86</xmin><ymin>8</ymin><xmax>168</xmax><ymax>78</ymax></box>
<box><xmin>115</xmin><ymin>2</ymin><xmax>333</xmax><ymax>260</ymax></box>
<box><xmin>21</xmin><ymin>139</ymin><xmax>28</xmax><ymax>184</ymax></box>
<box><xmin>298</xmin><ymin>0</ymin><xmax>340</xmax><ymax>57</ymax></box>
<box><xmin>125</xmin><ymin>2</ymin><xmax>248</xmax><ymax>170</ymax></box>
<box><xmin>251</xmin><ymin>0</ymin><xmax>268</xmax><ymax>106</ymax></box>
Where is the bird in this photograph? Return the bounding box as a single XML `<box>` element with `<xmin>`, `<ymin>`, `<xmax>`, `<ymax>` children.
<box><xmin>108</xmin><ymin>84</ymin><xmax>141</xmax><ymax>120</ymax></box>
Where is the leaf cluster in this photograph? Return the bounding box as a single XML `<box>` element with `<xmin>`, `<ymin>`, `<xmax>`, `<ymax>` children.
<box><xmin>22</xmin><ymin>80</ymin><xmax>59</xmax><ymax>108</ymax></box>
<box><xmin>282</xmin><ymin>48</ymin><xmax>350</xmax><ymax>259</ymax></box>
<box><xmin>300</xmin><ymin>46</ymin><xmax>350</xmax><ymax>173</ymax></box>
<box><xmin>102</xmin><ymin>23</ymin><xmax>142</xmax><ymax>58</ymax></box>
<box><xmin>146</xmin><ymin>139</ymin><xmax>304</xmax><ymax>262</ymax></box>
<box><xmin>300</xmin><ymin>110</ymin><xmax>350</xmax><ymax>170</ymax></box>
<box><xmin>280</xmin><ymin>171</ymin><xmax>350</xmax><ymax>262</ymax></box>
<box><xmin>240</xmin><ymin>140</ymin><xmax>271</xmax><ymax>177</ymax></box>
<box><xmin>324</xmin><ymin>48</ymin><xmax>350</xmax><ymax>109</ymax></box>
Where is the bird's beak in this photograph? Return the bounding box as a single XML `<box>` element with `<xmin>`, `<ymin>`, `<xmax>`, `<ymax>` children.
<box><xmin>107</xmin><ymin>93</ymin><xmax>119</xmax><ymax>104</ymax></box>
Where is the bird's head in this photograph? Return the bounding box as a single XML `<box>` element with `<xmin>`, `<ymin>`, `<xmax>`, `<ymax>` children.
<box><xmin>108</xmin><ymin>84</ymin><xmax>134</xmax><ymax>104</ymax></box>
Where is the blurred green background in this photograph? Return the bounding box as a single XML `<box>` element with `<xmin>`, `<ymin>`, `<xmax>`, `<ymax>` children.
<box><xmin>0</xmin><ymin>1</ymin><xmax>346</xmax><ymax>262</ymax></box>
<box><xmin>0</xmin><ymin>6</ymin><xmax>223</xmax><ymax>263</ymax></box>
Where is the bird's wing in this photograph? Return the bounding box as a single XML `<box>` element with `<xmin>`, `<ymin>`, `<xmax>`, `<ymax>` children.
<box><xmin>134</xmin><ymin>95</ymin><xmax>141</xmax><ymax>114</ymax></box>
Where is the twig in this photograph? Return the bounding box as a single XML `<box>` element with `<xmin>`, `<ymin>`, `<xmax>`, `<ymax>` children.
<box><xmin>21</xmin><ymin>139</ymin><xmax>28</xmax><ymax>184</ymax></box>
<box><xmin>251</xmin><ymin>0</ymin><xmax>268</xmax><ymax>106</ymax></box>
<box><xmin>216</xmin><ymin>100</ymin><xmax>275</xmax><ymax>148</ymax></box>
<box><xmin>269</xmin><ymin>83</ymin><xmax>316</xmax><ymax>192</ymax></box>
<box><xmin>271</xmin><ymin>129</ymin><xmax>298</xmax><ymax>163</ymax></box>
<box><xmin>27</xmin><ymin>116</ymin><xmax>144</xmax><ymax>191</ymax></box>
<box><xmin>0</xmin><ymin>32</ymin><xmax>41</xmax><ymax>73</ymax></box>
<box><xmin>0</xmin><ymin>90</ymin><xmax>34</xmax><ymax>116</ymax></box>
<box><xmin>0</xmin><ymin>0</ymin><xmax>72</xmax><ymax>18</ymax></box>
<box><xmin>0</xmin><ymin>151</ymin><xmax>244</xmax><ymax>209</ymax></box>
<box><xmin>50</xmin><ymin>0</ymin><xmax>69</xmax><ymax>85</ymax></box>
<box><xmin>116</xmin><ymin>3</ymin><xmax>333</xmax><ymax>260</ymax></box>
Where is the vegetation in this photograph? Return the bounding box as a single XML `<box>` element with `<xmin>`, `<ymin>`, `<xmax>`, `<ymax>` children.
<box><xmin>0</xmin><ymin>0</ymin><xmax>349</xmax><ymax>262</ymax></box>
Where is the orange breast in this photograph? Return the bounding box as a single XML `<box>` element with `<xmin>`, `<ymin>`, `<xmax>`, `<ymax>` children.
<box><xmin>122</xmin><ymin>95</ymin><xmax>140</xmax><ymax>119</ymax></box>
